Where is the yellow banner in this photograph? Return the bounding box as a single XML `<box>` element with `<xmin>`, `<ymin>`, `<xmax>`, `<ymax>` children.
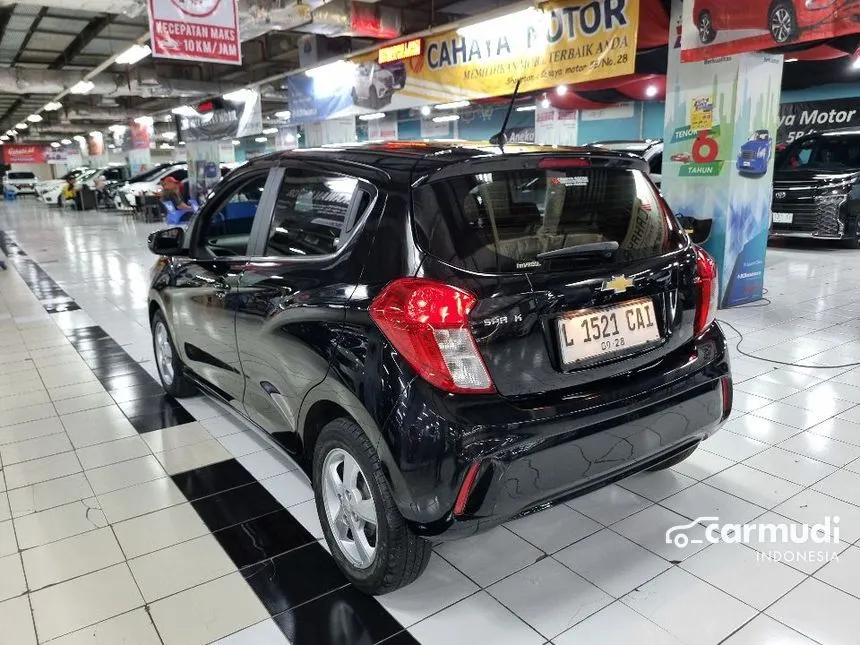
<box><xmin>354</xmin><ymin>0</ymin><xmax>639</xmax><ymax>104</ymax></box>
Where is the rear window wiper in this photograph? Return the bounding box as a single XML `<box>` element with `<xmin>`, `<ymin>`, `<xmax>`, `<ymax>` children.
<box><xmin>536</xmin><ymin>241</ymin><xmax>619</xmax><ymax>261</ymax></box>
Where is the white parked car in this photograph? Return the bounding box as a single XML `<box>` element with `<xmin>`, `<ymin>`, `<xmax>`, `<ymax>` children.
<box><xmin>352</xmin><ymin>62</ymin><xmax>397</xmax><ymax>109</ymax></box>
<box><xmin>37</xmin><ymin>166</ymin><xmax>130</xmax><ymax>207</ymax></box>
<box><xmin>591</xmin><ymin>140</ymin><xmax>664</xmax><ymax>187</ymax></box>
<box><xmin>114</xmin><ymin>163</ymin><xmax>188</xmax><ymax>211</ymax></box>
<box><xmin>4</xmin><ymin>171</ymin><xmax>39</xmax><ymax>195</ymax></box>
<box><xmin>36</xmin><ymin>167</ymin><xmax>93</xmax><ymax>204</ymax></box>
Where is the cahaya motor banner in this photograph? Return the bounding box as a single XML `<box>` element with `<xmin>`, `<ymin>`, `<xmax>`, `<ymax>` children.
<box><xmin>148</xmin><ymin>0</ymin><xmax>241</xmax><ymax>65</ymax></box>
<box><xmin>2</xmin><ymin>144</ymin><xmax>47</xmax><ymax>165</ymax></box>
<box><xmin>663</xmin><ymin>0</ymin><xmax>783</xmax><ymax>307</ymax></box>
<box><xmin>289</xmin><ymin>0</ymin><xmax>639</xmax><ymax>123</ymax></box>
<box><xmin>778</xmin><ymin>98</ymin><xmax>860</xmax><ymax>143</ymax></box>
<box><xmin>681</xmin><ymin>0</ymin><xmax>860</xmax><ymax>63</ymax></box>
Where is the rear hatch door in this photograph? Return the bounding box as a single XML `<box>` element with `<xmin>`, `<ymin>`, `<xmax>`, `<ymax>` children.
<box><xmin>412</xmin><ymin>153</ymin><xmax>696</xmax><ymax>398</ymax></box>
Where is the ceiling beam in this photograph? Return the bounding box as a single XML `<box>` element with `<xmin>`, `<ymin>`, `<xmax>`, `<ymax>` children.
<box><xmin>10</xmin><ymin>7</ymin><xmax>49</xmax><ymax>67</ymax></box>
<box><xmin>48</xmin><ymin>13</ymin><xmax>114</xmax><ymax>70</ymax></box>
<box><xmin>0</xmin><ymin>96</ymin><xmax>26</xmax><ymax>132</ymax></box>
<box><xmin>0</xmin><ymin>6</ymin><xmax>14</xmax><ymax>40</ymax></box>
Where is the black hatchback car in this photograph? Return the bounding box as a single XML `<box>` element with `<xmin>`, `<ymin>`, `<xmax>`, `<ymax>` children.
<box><xmin>147</xmin><ymin>141</ymin><xmax>731</xmax><ymax>594</ymax></box>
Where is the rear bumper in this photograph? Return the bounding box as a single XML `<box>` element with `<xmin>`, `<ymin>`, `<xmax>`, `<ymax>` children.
<box><xmin>383</xmin><ymin>323</ymin><xmax>731</xmax><ymax>538</ymax></box>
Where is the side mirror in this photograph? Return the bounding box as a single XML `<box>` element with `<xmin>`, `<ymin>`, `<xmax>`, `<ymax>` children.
<box><xmin>147</xmin><ymin>227</ymin><xmax>185</xmax><ymax>256</ymax></box>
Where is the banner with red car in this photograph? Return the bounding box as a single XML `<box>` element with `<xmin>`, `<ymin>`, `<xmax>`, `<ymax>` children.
<box><xmin>148</xmin><ymin>0</ymin><xmax>241</xmax><ymax>65</ymax></box>
<box><xmin>681</xmin><ymin>1</ymin><xmax>860</xmax><ymax>63</ymax></box>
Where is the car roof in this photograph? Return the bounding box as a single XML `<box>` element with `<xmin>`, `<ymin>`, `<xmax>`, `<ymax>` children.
<box><xmin>243</xmin><ymin>140</ymin><xmax>649</xmax><ymax>178</ymax></box>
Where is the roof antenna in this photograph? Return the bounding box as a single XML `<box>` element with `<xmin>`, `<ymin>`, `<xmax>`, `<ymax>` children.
<box><xmin>489</xmin><ymin>78</ymin><xmax>522</xmax><ymax>151</ymax></box>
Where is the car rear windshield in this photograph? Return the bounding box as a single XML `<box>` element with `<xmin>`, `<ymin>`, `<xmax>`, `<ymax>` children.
<box><xmin>8</xmin><ymin>172</ymin><xmax>35</xmax><ymax>180</ymax></box>
<box><xmin>412</xmin><ymin>166</ymin><xmax>680</xmax><ymax>273</ymax></box>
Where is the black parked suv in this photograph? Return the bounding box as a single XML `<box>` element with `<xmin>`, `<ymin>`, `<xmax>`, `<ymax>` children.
<box><xmin>771</xmin><ymin>128</ymin><xmax>860</xmax><ymax>246</ymax></box>
<box><xmin>147</xmin><ymin>142</ymin><xmax>732</xmax><ymax>594</ymax></box>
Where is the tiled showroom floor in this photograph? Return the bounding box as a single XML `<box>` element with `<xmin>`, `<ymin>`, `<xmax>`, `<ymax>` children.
<box><xmin>2</xmin><ymin>200</ymin><xmax>860</xmax><ymax>644</ymax></box>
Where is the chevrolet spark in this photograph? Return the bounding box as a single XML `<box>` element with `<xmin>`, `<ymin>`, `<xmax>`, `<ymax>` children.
<box><xmin>147</xmin><ymin>142</ymin><xmax>732</xmax><ymax>594</ymax></box>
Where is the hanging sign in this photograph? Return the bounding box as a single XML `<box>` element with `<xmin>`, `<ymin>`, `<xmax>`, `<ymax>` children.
<box><xmin>2</xmin><ymin>145</ymin><xmax>47</xmax><ymax>164</ymax></box>
<box><xmin>778</xmin><ymin>99</ymin><xmax>860</xmax><ymax>144</ymax></box>
<box><xmin>148</xmin><ymin>0</ymin><xmax>241</xmax><ymax>65</ymax></box>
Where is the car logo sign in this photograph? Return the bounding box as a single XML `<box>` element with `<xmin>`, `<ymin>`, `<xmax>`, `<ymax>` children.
<box><xmin>775</xmin><ymin>191</ymin><xmax>786</xmax><ymax>199</ymax></box>
<box><xmin>603</xmin><ymin>275</ymin><xmax>634</xmax><ymax>294</ymax></box>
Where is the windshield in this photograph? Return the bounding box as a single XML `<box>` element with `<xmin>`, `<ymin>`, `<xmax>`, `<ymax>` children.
<box><xmin>78</xmin><ymin>169</ymin><xmax>99</xmax><ymax>182</ymax></box>
<box><xmin>778</xmin><ymin>135</ymin><xmax>860</xmax><ymax>171</ymax></box>
<box><xmin>8</xmin><ymin>172</ymin><xmax>35</xmax><ymax>180</ymax></box>
<box><xmin>413</xmin><ymin>165</ymin><xmax>681</xmax><ymax>273</ymax></box>
<box><xmin>127</xmin><ymin>164</ymin><xmax>178</xmax><ymax>184</ymax></box>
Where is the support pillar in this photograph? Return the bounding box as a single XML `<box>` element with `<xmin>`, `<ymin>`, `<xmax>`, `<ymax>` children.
<box><xmin>661</xmin><ymin>1</ymin><xmax>783</xmax><ymax>307</ymax></box>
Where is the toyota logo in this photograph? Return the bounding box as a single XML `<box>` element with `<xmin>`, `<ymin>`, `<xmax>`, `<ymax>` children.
<box><xmin>775</xmin><ymin>191</ymin><xmax>786</xmax><ymax>199</ymax></box>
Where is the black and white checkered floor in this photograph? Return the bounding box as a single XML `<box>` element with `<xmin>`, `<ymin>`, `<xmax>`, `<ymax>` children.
<box><xmin>3</xmin><ymin>200</ymin><xmax>860</xmax><ymax>644</ymax></box>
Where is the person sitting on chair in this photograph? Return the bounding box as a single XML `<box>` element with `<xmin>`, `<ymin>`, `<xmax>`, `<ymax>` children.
<box><xmin>62</xmin><ymin>176</ymin><xmax>77</xmax><ymax>202</ymax></box>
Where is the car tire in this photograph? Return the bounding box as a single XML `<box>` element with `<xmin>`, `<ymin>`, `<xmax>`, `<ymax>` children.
<box><xmin>842</xmin><ymin>236</ymin><xmax>860</xmax><ymax>250</ymax></box>
<box><xmin>769</xmin><ymin>0</ymin><xmax>798</xmax><ymax>43</ymax></box>
<box><xmin>698</xmin><ymin>10</ymin><xmax>717</xmax><ymax>44</ymax></box>
<box><xmin>646</xmin><ymin>444</ymin><xmax>699</xmax><ymax>472</ymax></box>
<box><xmin>313</xmin><ymin>417</ymin><xmax>431</xmax><ymax>595</ymax></box>
<box><xmin>151</xmin><ymin>309</ymin><xmax>197</xmax><ymax>397</ymax></box>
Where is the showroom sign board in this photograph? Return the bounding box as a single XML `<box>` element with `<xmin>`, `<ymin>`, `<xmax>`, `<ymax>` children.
<box><xmin>778</xmin><ymin>99</ymin><xmax>860</xmax><ymax>143</ymax></box>
<box><xmin>2</xmin><ymin>144</ymin><xmax>47</xmax><ymax>164</ymax></box>
<box><xmin>148</xmin><ymin>0</ymin><xmax>241</xmax><ymax>65</ymax></box>
<box><xmin>288</xmin><ymin>0</ymin><xmax>640</xmax><ymax>124</ymax></box>
<box><xmin>680</xmin><ymin>0</ymin><xmax>860</xmax><ymax>63</ymax></box>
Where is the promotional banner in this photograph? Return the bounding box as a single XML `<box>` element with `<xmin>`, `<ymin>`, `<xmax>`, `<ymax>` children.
<box><xmin>186</xmin><ymin>140</ymin><xmax>220</xmax><ymax>200</ymax></box>
<box><xmin>87</xmin><ymin>132</ymin><xmax>105</xmax><ymax>156</ymax></box>
<box><xmin>535</xmin><ymin>104</ymin><xmax>579</xmax><ymax>145</ymax></box>
<box><xmin>127</xmin><ymin>149</ymin><xmax>152</xmax><ymax>176</ymax></box>
<box><xmin>129</xmin><ymin>120</ymin><xmax>152</xmax><ymax>150</ymax></box>
<box><xmin>3</xmin><ymin>144</ymin><xmax>47</xmax><ymax>165</ymax></box>
<box><xmin>681</xmin><ymin>1</ymin><xmax>860</xmax><ymax>63</ymax></box>
<box><xmin>179</xmin><ymin>92</ymin><xmax>263</xmax><ymax>141</ymax></box>
<box><xmin>367</xmin><ymin>115</ymin><xmax>398</xmax><ymax>141</ymax></box>
<box><xmin>45</xmin><ymin>148</ymin><xmax>69</xmax><ymax>164</ymax></box>
<box><xmin>662</xmin><ymin>0</ymin><xmax>783</xmax><ymax>307</ymax></box>
<box><xmin>148</xmin><ymin>0</ymin><xmax>241</xmax><ymax>65</ymax></box>
<box><xmin>778</xmin><ymin>98</ymin><xmax>860</xmax><ymax>143</ymax></box>
<box><xmin>289</xmin><ymin>0</ymin><xmax>639</xmax><ymax>124</ymax></box>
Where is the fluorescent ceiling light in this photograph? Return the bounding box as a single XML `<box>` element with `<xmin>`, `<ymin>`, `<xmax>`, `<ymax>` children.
<box><xmin>255</xmin><ymin>136</ymin><xmax>268</xmax><ymax>142</ymax></box>
<box><xmin>358</xmin><ymin>112</ymin><xmax>386</xmax><ymax>121</ymax></box>
<box><xmin>5</xmin><ymin>130</ymin><xmax>13</xmax><ymax>135</ymax></box>
<box><xmin>434</xmin><ymin>100</ymin><xmax>470</xmax><ymax>110</ymax></box>
<box><xmin>433</xmin><ymin>114</ymin><xmax>460</xmax><ymax>123</ymax></box>
<box><xmin>785</xmin><ymin>58</ymin><xmax>798</xmax><ymax>62</ymax></box>
<box><xmin>27</xmin><ymin>114</ymin><xmax>42</xmax><ymax>123</ymax></box>
<box><xmin>60</xmin><ymin>138</ymin><xmax>72</xmax><ymax>145</ymax></box>
<box><xmin>70</xmin><ymin>80</ymin><xmax>95</xmax><ymax>94</ymax></box>
<box><xmin>43</xmin><ymin>101</ymin><xmax>62</xmax><ymax>111</ymax></box>
<box><xmin>261</xmin><ymin>127</ymin><xmax>278</xmax><ymax>134</ymax></box>
<box><xmin>306</xmin><ymin>60</ymin><xmax>354</xmax><ymax>78</ymax></box>
<box><xmin>556</xmin><ymin>85</ymin><xmax>567</xmax><ymax>96</ymax></box>
<box><xmin>89</xmin><ymin>131</ymin><xmax>101</xmax><ymax>137</ymax></box>
<box><xmin>0</xmin><ymin>136</ymin><xmax>9</xmax><ymax>141</ymax></box>
<box><xmin>50</xmin><ymin>142</ymin><xmax>61</xmax><ymax>148</ymax></box>
<box><xmin>645</xmin><ymin>84</ymin><xmax>659</xmax><ymax>97</ymax></box>
<box><xmin>171</xmin><ymin>105</ymin><xmax>198</xmax><ymax>117</ymax></box>
<box><xmin>231</xmin><ymin>139</ymin><xmax>240</xmax><ymax>145</ymax></box>
<box><xmin>115</xmin><ymin>44</ymin><xmax>151</xmax><ymax>65</ymax></box>
<box><xmin>223</xmin><ymin>88</ymin><xmax>257</xmax><ymax>102</ymax></box>
<box><xmin>73</xmin><ymin>135</ymin><xmax>86</xmax><ymax>142</ymax></box>
<box><xmin>15</xmin><ymin>123</ymin><xmax>27</xmax><ymax>129</ymax></box>
<box><xmin>108</xmin><ymin>124</ymin><xmax>126</xmax><ymax>133</ymax></box>
<box><xmin>516</xmin><ymin>105</ymin><xmax>536</xmax><ymax>112</ymax></box>
<box><xmin>420</xmin><ymin>105</ymin><xmax>431</xmax><ymax>116</ymax></box>
<box><xmin>178</xmin><ymin>141</ymin><xmax>185</xmax><ymax>145</ymax></box>
<box><xmin>134</xmin><ymin>116</ymin><xmax>154</xmax><ymax>126</ymax></box>
<box><xmin>274</xmin><ymin>110</ymin><xmax>291</xmax><ymax>119</ymax></box>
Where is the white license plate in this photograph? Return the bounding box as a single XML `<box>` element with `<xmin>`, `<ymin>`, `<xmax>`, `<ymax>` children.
<box><xmin>557</xmin><ymin>298</ymin><xmax>660</xmax><ymax>365</ymax></box>
<box><xmin>772</xmin><ymin>212</ymin><xmax>793</xmax><ymax>224</ymax></box>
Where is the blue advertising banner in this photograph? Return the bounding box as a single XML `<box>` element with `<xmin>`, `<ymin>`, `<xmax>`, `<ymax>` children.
<box><xmin>286</xmin><ymin>74</ymin><xmax>353</xmax><ymax>124</ymax></box>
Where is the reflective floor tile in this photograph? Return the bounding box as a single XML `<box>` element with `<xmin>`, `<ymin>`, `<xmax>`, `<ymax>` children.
<box><xmin>149</xmin><ymin>572</ymin><xmax>269</xmax><ymax>645</ymax></box>
<box><xmin>0</xmin><ymin>492</ymin><xmax>8</xmax><ymax>522</ymax></box>
<box><xmin>97</xmin><ymin>477</ymin><xmax>186</xmax><ymax>524</ymax></box>
<box><xmin>0</xmin><ymin>390</ymin><xmax>50</xmax><ymax>413</ymax></box>
<box><xmin>0</xmin><ymin>432</ymin><xmax>73</xmax><ymax>466</ymax></box>
<box><xmin>169</xmin><ymin>459</ymin><xmax>256</xmax><ymax>501</ymax></box>
<box><xmin>663</xmin><ymin>482</ymin><xmax>766</xmax><ymax>526</ymax></box>
<box><xmin>700</xmin><ymin>431</ymin><xmax>770</xmax><ymax>462</ymax></box>
<box><xmin>554</xmin><ymin>528</ymin><xmax>670</xmax><ymax>598</ymax></box>
<box><xmin>705</xmin><ymin>463</ymin><xmax>804</xmax><ymax>509</ymax></box>
<box><xmin>52</xmin><ymin>392</ymin><xmax>115</xmax><ymax>416</ymax></box>
<box><xmin>409</xmin><ymin>591</ymin><xmax>543</xmax><ymax>645</ymax></box>
<box><xmin>154</xmin><ymin>439</ymin><xmax>232</xmax><ymax>475</ymax></box>
<box><xmin>811</xmin><ymin>468</ymin><xmax>860</xmax><ymax>507</ymax></box>
<box><xmin>190</xmin><ymin>482</ymin><xmax>282</xmax><ymax>532</ymax></box>
<box><xmin>22</xmin><ymin>526</ymin><xmax>125</xmax><ymax>591</ymax></box>
<box><xmin>767</xmin><ymin>578</ymin><xmax>860</xmax><ymax>645</ymax></box>
<box><xmin>435</xmin><ymin>527</ymin><xmax>543</xmax><ymax>587</ymax></box>
<box><xmin>488</xmin><ymin>556</ymin><xmax>612</xmax><ymax>640</ymax></box>
<box><xmin>7</xmin><ymin>473</ymin><xmax>94</xmax><ymax>518</ymax></box>
<box><xmin>0</xmin><ymin>520</ymin><xmax>17</xmax><ymax>557</ymax></box>
<box><xmin>721</xmin><ymin>614</ymin><xmax>818</xmax><ymax>645</ymax></box>
<box><xmin>288</xmin><ymin>499</ymin><xmax>324</xmax><ymax>540</ymax></box>
<box><xmin>0</xmin><ymin>402</ymin><xmax>57</xmax><ymax>429</ymax></box>
<box><xmin>30</xmin><ymin>563</ymin><xmax>144</xmax><ymax>643</ymax></box>
<box><xmin>259</xmin><ymin>469</ymin><xmax>314</xmax><ymax>509</ymax></box>
<box><xmin>744</xmin><ymin>447</ymin><xmax>837</xmax><ymax>487</ymax></box>
<box><xmin>775</xmin><ymin>489</ymin><xmax>860</xmax><ymax>543</ymax></box>
<box><xmin>566</xmin><ymin>484</ymin><xmax>653</xmax><ymax>526</ymax></box>
<box><xmin>779</xmin><ymin>431</ymin><xmax>860</xmax><ymax>467</ymax></box>
<box><xmin>235</xmin><ymin>448</ymin><xmax>297</xmax><ymax>481</ymax></box>
<box><xmin>218</xmin><ymin>430</ymin><xmax>272</xmax><ymax>459</ymax></box>
<box><xmin>113</xmin><ymin>503</ymin><xmax>210</xmax><ymax>560</ymax></box>
<box><xmin>140</xmin><ymin>422</ymin><xmax>212</xmax><ymax>453</ymax></box>
<box><xmin>14</xmin><ymin>498</ymin><xmax>107</xmax><ymax>550</ymax></box>
<box><xmin>814</xmin><ymin>545</ymin><xmax>860</xmax><ymax>598</ymax></box>
<box><xmin>212</xmin><ymin>619</ymin><xmax>290</xmax><ymax>645</ymax></box>
<box><xmin>752</xmin><ymin>403</ymin><xmax>839</xmax><ymax>431</ymax></box>
<box><xmin>129</xmin><ymin>534</ymin><xmax>236</xmax><ymax>602</ymax></box>
<box><xmin>617</xmin><ymin>469</ymin><xmax>697</xmax><ymax>502</ymax></box>
<box><xmin>212</xmin><ymin>509</ymin><xmax>315</xmax><ymax>569</ymax></box>
<box><xmin>554</xmin><ymin>600</ymin><xmax>684</xmax><ymax>645</ymax></box>
<box><xmin>3</xmin><ymin>451</ymin><xmax>82</xmax><ymax>490</ymax></box>
<box><xmin>505</xmin><ymin>504</ymin><xmax>602</xmax><ymax>554</ymax></box>
<box><xmin>43</xmin><ymin>608</ymin><xmax>161</xmax><ymax>645</ymax></box>
<box><xmin>200</xmin><ymin>414</ymin><xmax>252</xmax><ymax>438</ymax></box>
<box><xmin>0</xmin><ymin>553</ymin><xmax>26</xmax><ymax>601</ymax></box>
<box><xmin>680</xmin><ymin>541</ymin><xmax>804</xmax><ymax>610</ymax></box>
<box><xmin>61</xmin><ymin>406</ymin><xmax>137</xmax><ymax>449</ymax></box>
<box><xmin>84</xmin><ymin>455</ymin><xmax>166</xmax><ymax>496</ymax></box>
<box><xmin>75</xmin><ymin>435</ymin><xmax>151</xmax><ymax>470</ymax></box>
<box><xmin>0</xmin><ymin>595</ymin><xmax>37</xmax><ymax>645</ymax></box>
<box><xmin>722</xmin><ymin>414</ymin><xmax>801</xmax><ymax>445</ymax></box>
<box><xmin>670</xmin><ymin>448</ymin><xmax>735</xmax><ymax>481</ymax></box>
<box><xmin>808</xmin><ymin>417</ymin><xmax>860</xmax><ymax>447</ymax></box>
<box><xmin>48</xmin><ymin>380</ymin><xmax>107</xmax><ymax>402</ymax></box>
<box><xmin>622</xmin><ymin>567</ymin><xmax>756</xmax><ymax>644</ymax></box>
<box><xmin>613</xmin><ymin>505</ymin><xmax>710</xmax><ymax>562</ymax></box>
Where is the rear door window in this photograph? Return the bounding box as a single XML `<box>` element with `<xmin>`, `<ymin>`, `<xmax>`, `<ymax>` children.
<box><xmin>413</xmin><ymin>165</ymin><xmax>681</xmax><ymax>273</ymax></box>
<box><xmin>8</xmin><ymin>172</ymin><xmax>35</xmax><ymax>180</ymax></box>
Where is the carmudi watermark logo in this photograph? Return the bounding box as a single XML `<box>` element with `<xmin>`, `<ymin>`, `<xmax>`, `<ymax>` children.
<box><xmin>666</xmin><ymin>516</ymin><xmax>841</xmax><ymax>564</ymax></box>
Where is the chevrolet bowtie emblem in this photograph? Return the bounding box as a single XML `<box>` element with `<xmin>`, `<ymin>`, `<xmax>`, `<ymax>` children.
<box><xmin>603</xmin><ymin>275</ymin><xmax>634</xmax><ymax>294</ymax></box>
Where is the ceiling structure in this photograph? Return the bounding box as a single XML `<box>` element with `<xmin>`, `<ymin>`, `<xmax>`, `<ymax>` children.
<box><xmin>0</xmin><ymin>0</ymin><xmax>859</xmax><ymax>147</ymax></box>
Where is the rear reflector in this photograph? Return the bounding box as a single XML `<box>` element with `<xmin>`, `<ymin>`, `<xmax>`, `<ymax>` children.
<box><xmin>539</xmin><ymin>157</ymin><xmax>591</xmax><ymax>168</ymax></box>
<box><xmin>721</xmin><ymin>376</ymin><xmax>733</xmax><ymax>420</ymax></box>
<box><xmin>453</xmin><ymin>462</ymin><xmax>482</xmax><ymax>516</ymax></box>
<box><xmin>694</xmin><ymin>246</ymin><xmax>718</xmax><ymax>336</ymax></box>
<box><xmin>369</xmin><ymin>278</ymin><xmax>495</xmax><ymax>394</ymax></box>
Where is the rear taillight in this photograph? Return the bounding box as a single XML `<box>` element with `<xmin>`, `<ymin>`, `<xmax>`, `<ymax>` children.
<box><xmin>694</xmin><ymin>246</ymin><xmax>718</xmax><ymax>336</ymax></box>
<box><xmin>721</xmin><ymin>376</ymin><xmax>733</xmax><ymax>420</ymax></box>
<box><xmin>369</xmin><ymin>278</ymin><xmax>495</xmax><ymax>394</ymax></box>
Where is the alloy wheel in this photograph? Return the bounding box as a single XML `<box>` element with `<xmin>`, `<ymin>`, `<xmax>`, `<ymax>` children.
<box><xmin>771</xmin><ymin>7</ymin><xmax>793</xmax><ymax>43</ymax></box>
<box><xmin>321</xmin><ymin>447</ymin><xmax>378</xmax><ymax>569</ymax></box>
<box><xmin>698</xmin><ymin>13</ymin><xmax>713</xmax><ymax>42</ymax></box>
<box><xmin>154</xmin><ymin>321</ymin><xmax>175</xmax><ymax>387</ymax></box>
